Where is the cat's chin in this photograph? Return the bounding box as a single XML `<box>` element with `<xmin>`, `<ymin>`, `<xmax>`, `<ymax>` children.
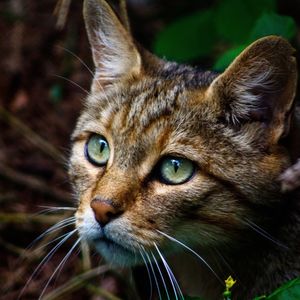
<box><xmin>92</xmin><ymin>237</ymin><xmax>141</xmax><ymax>267</ymax></box>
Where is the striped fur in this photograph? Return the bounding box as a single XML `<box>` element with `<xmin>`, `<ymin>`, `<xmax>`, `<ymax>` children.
<box><xmin>69</xmin><ymin>1</ymin><xmax>299</xmax><ymax>299</ymax></box>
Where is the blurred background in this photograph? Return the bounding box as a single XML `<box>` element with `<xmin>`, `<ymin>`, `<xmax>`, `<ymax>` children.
<box><xmin>0</xmin><ymin>0</ymin><xmax>299</xmax><ymax>299</ymax></box>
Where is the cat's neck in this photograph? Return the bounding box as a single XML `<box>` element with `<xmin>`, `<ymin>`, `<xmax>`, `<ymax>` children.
<box><xmin>166</xmin><ymin>196</ymin><xmax>300</xmax><ymax>300</ymax></box>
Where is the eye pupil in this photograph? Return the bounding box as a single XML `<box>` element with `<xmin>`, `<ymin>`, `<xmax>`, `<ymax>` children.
<box><xmin>100</xmin><ymin>140</ymin><xmax>106</xmax><ymax>152</ymax></box>
<box><xmin>172</xmin><ymin>160</ymin><xmax>180</xmax><ymax>173</ymax></box>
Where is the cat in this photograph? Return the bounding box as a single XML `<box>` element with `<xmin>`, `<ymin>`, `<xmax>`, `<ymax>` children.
<box><xmin>68</xmin><ymin>0</ymin><xmax>300</xmax><ymax>299</ymax></box>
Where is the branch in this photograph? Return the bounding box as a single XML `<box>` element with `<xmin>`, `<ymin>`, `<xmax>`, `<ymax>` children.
<box><xmin>0</xmin><ymin>212</ymin><xmax>66</xmax><ymax>225</ymax></box>
<box><xmin>53</xmin><ymin>0</ymin><xmax>131</xmax><ymax>32</ymax></box>
<box><xmin>0</xmin><ymin>162</ymin><xmax>71</xmax><ymax>203</ymax></box>
<box><xmin>42</xmin><ymin>266</ymin><xmax>120</xmax><ymax>300</ymax></box>
<box><xmin>0</xmin><ymin>106</ymin><xmax>64</xmax><ymax>164</ymax></box>
<box><xmin>54</xmin><ymin>0</ymin><xmax>72</xmax><ymax>29</ymax></box>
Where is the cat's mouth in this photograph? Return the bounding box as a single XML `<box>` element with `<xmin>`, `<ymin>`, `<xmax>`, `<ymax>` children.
<box><xmin>92</xmin><ymin>235</ymin><xmax>127</xmax><ymax>250</ymax></box>
<box><xmin>91</xmin><ymin>235</ymin><xmax>139</xmax><ymax>266</ymax></box>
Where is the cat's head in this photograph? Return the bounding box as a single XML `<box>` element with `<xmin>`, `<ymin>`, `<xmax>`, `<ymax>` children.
<box><xmin>69</xmin><ymin>0</ymin><xmax>297</xmax><ymax>266</ymax></box>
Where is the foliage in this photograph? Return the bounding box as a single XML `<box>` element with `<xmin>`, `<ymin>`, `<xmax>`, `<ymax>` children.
<box><xmin>260</xmin><ymin>277</ymin><xmax>300</xmax><ymax>300</ymax></box>
<box><xmin>164</xmin><ymin>277</ymin><xmax>300</xmax><ymax>300</ymax></box>
<box><xmin>153</xmin><ymin>0</ymin><xmax>296</xmax><ymax>71</ymax></box>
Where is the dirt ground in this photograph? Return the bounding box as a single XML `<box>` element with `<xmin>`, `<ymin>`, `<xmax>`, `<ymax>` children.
<box><xmin>0</xmin><ymin>0</ymin><xmax>299</xmax><ymax>300</ymax></box>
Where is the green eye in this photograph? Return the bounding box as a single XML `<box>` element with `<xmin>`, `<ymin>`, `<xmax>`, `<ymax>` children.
<box><xmin>159</xmin><ymin>157</ymin><xmax>195</xmax><ymax>185</ymax></box>
<box><xmin>85</xmin><ymin>134</ymin><xmax>110</xmax><ymax>166</ymax></box>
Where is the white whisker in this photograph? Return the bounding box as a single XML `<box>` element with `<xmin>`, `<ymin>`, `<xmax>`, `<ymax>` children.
<box><xmin>157</xmin><ymin>230</ymin><xmax>222</xmax><ymax>284</ymax></box>
<box><xmin>142</xmin><ymin>246</ymin><xmax>162</xmax><ymax>300</ymax></box>
<box><xmin>35</xmin><ymin>231</ymin><xmax>74</xmax><ymax>252</ymax></box>
<box><xmin>154</xmin><ymin>243</ymin><xmax>184</xmax><ymax>300</ymax></box>
<box><xmin>150</xmin><ymin>251</ymin><xmax>170</xmax><ymax>300</ymax></box>
<box><xmin>37</xmin><ymin>205</ymin><xmax>76</xmax><ymax>212</ymax></box>
<box><xmin>51</xmin><ymin>239</ymin><xmax>82</xmax><ymax>288</ymax></box>
<box><xmin>38</xmin><ymin>237</ymin><xmax>81</xmax><ymax>299</ymax></box>
<box><xmin>27</xmin><ymin>217</ymin><xmax>76</xmax><ymax>249</ymax></box>
<box><xmin>213</xmin><ymin>248</ymin><xmax>234</xmax><ymax>275</ymax></box>
<box><xmin>243</xmin><ymin>218</ymin><xmax>288</xmax><ymax>249</ymax></box>
<box><xmin>138</xmin><ymin>246</ymin><xmax>153</xmax><ymax>300</ymax></box>
<box><xmin>54</xmin><ymin>74</ymin><xmax>90</xmax><ymax>95</ymax></box>
<box><xmin>19</xmin><ymin>229</ymin><xmax>77</xmax><ymax>299</ymax></box>
<box><xmin>59</xmin><ymin>46</ymin><xmax>94</xmax><ymax>77</ymax></box>
<box><xmin>32</xmin><ymin>207</ymin><xmax>75</xmax><ymax>217</ymax></box>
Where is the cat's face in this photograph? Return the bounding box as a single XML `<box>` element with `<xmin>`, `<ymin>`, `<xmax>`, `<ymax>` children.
<box><xmin>69</xmin><ymin>0</ymin><xmax>297</xmax><ymax>267</ymax></box>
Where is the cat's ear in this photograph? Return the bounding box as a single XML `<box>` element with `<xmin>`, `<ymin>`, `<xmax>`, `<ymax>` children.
<box><xmin>83</xmin><ymin>0</ymin><xmax>141</xmax><ymax>90</ymax></box>
<box><xmin>208</xmin><ymin>36</ymin><xmax>297</xmax><ymax>145</ymax></box>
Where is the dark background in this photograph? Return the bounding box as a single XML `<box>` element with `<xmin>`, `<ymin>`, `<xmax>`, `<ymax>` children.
<box><xmin>0</xmin><ymin>0</ymin><xmax>299</xmax><ymax>299</ymax></box>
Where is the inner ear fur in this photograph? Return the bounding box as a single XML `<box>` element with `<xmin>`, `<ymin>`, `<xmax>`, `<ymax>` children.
<box><xmin>208</xmin><ymin>36</ymin><xmax>297</xmax><ymax>145</ymax></box>
<box><xmin>83</xmin><ymin>0</ymin><xmax>141</xmax><ymax>90</ymax></box>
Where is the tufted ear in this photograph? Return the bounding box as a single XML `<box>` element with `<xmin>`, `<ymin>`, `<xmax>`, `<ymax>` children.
<box><xmin>83</xmin><ymin>0</ymin><xmax>141</xmax><ymax>91</ymax></box>
<box><xmin>208</xmin><ymin>36</ymin><xmax>297</xmax><ymax>145</ymax></box>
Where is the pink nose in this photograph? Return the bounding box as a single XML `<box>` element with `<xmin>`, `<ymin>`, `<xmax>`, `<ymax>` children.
<box><xmin>90</xmin><ymin>198</ymin><xmax>121</xmax><ymax>226</ymax></box>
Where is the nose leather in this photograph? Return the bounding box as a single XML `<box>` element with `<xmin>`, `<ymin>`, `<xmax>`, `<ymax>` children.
<box><xmin>90</xmin><ymin>198</ymin><xmax>121</xmax><ymax>226</ymax></box>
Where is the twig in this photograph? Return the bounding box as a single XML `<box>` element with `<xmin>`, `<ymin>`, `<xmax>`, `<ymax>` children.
<box><xmin>53</xmin><ymin>0</ymin><xmax>130</xmax><ymax>32</ymax></box>
<box><xmin>0</xmin><ymin>106</ymin><xmax>64</xmax><ymax>163</ymax></box>
<box><xmin>0</xmin><ymin>162</ymin><xmax>71</xmax><ymax>203</ymax></box>
<box><xmin>0</xmin><ymin>237</ymin><xmax>25</xmax><ymax>255</ymax></box>
<box><xmin>86</xmin><ymin>284</ymin><xmax>123</xmax><ymax>300</ymax></box>
<box><xmin>1</xmin><ymin>211</ymin><xmax>73</xmax><ymax>292</ymax></box>
<box><xmin>0</xmin><ymin>212</ymin><xmax>67</xmax><ymax>225</ymax></box>
<box><xmin>6</xmin><ymin>0</ymin><xmax>24</xmax><ymax>74</ymax></box>
<box><xmin>54</xmin><ymin>0</ymin><xmax>72</xmax><ymax>29</ymax></box>
<box><xmin>0</xmin><ymin>192</ymin><xmax>16</xmax><ymax>203</ymax></box>
<box><xmin>80</xmin><ymin>239</ymin><xmax>92</xmax><ymax>271</ymax></box>
<box><xmin>41</xmin><ymin>265</ymin><xmax>117</xmax><ymax>300</ymax></box>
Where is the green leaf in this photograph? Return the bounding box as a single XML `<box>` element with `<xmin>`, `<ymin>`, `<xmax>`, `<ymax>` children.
<box><xmin>213</xmin><ymin>44</ymin><xmax>246</xmax><ymax>71</ymax></box>
<box><xmin>249</xmin><ymin>12</ymin><xmax>297</xmax><ymax>42</ymax></box>
<box><xmin>153</xmin><ymin>9</ymin><xmax>217</xmax><ymax>62</ymax></box>
<box><xmin>214</xmin><ymin>0</ymin><xmax>276</xmax><ymax>44</ymax></box>
<box><xmin>266</xmin><ymin>277</ymin><xmax>300</xmax><ymax>300</ymax></box>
